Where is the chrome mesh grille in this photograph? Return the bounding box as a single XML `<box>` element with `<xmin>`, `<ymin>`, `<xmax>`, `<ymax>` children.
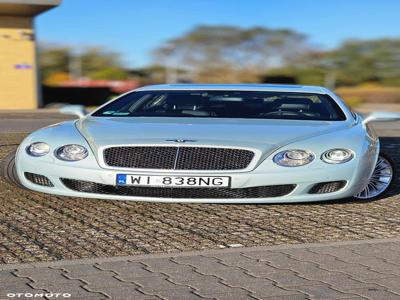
<box><xmin>61</xmin><ymin>178</ymin><xmax>296</xmax><ymax>199</ymax></box>
<box><xmin>25</xmin><ymin>172</ymin><xmax>54</xmax><ymax>187</ymax></box>
<box><xmin>103</xmin><ymin>146</ymin><xmax>254</xmax><ymax>170</ymax></box>
<box><xmin>309</xmin><ymin>181</ymin><xmax>346</xmax><ymax>194</ymax></box>
<box><xmin>104</xmin><ymin>146</ymin><xmax>177</xmax><ymax>169</ymax></box>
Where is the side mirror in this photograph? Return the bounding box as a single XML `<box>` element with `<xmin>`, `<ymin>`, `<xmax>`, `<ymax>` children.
<box><xmin>59</xmin><ymin>105</ymin><xmax>87</xmax><ymax>118</ymax></box>
<box><xmin>362</xmin><ymin>111</ymin><xmax>400</xmax><ymax>125</ymax></box>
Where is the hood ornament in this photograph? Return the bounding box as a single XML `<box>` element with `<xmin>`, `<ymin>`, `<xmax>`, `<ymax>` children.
<box><xmin>166</xmin><ymin>139</ymin><xmax>197</xmax><ymax>143</ymax></box>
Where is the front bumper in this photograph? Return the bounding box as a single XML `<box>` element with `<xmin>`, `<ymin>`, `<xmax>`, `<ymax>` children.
<box><xmin>16</xmin><ymin>147</ymin><xmax>377</xmax><ymax>203</ymax></box>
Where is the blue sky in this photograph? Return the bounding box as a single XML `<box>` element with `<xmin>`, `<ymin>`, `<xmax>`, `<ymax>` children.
<box><xmin>36</xmin><ymin>0</ymin><xmax>400</xmax><ymax>68</ymax></box>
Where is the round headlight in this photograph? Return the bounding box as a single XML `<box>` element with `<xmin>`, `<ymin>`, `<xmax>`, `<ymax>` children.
<box><xmin>273</xmin><ymin>150</ymin><xmax>315</xmax><ymax>167</ymax></box>
<box><xmin>322</xmin><ymin>149</ymin><xmax>354</xmax><ymax>164</ymax></box>
<box><xmin>56</xmin><ymin>144</ymin><xmax>88</xmax><ymax>161</ymax></box>
<box><xmin>26</xmin><ymin>142</ymin><xmax>50</xmax><ymax>157</ymax></box>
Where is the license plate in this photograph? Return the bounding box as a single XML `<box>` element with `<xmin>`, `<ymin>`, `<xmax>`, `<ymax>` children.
<box><xmin>116</xmin><ymin>174</ymin><xmax>230</xmax><ymax>188</ymax></box>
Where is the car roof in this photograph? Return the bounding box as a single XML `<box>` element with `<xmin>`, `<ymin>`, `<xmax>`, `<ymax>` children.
<box><xmin>135</xmin><ymin>83</ymin><xmax>329</xmax><ymax>94</ymax></box>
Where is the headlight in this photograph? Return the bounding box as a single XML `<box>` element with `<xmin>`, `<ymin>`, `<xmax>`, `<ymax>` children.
<box><xmin>321</xmin><ymin>149</ymin><xmax>354</xmax><ymax>164</ymax></box>
<box><xmin>26</xmin><ymin>142</ymin><xmax>50</xmax><ymax>157</ymax></box>
<box><xmin>56</xmin><ymin>144</ymin><xmax>88</xmax><ymax>161</ymax></box>
<box><xmin>273</xmin><ymin>150</ymin><xmax>315</xmax><ymax>167</ymax></box>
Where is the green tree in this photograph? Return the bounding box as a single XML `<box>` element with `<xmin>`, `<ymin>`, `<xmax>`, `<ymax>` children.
<box><xmin>326</xmin><ymin>39</ymin><xmax>400</xmax><ymax>86</ymax></box>
<box><xmin>89</xmin><ymin>67</ymin><xmax>129</xmax><ymax>80</ymax></box>
<box><xmin>39</xmin><ymin>46</ymin><xmax>129</xmax><ymax>83</ymax></box>
<box><xmin>39</xmin><ymin>46</ymin><xmax>70</xmax><ymax>81</ymax></box>
<box><xmin>153</xmin><ymin>25</ymin><xmax>310</xmax><ymax>83</ymax></box>
<box><xmin>286</xmin><ymin>39</ymin><xmax>400</xmax><ymax>87</ymax></box>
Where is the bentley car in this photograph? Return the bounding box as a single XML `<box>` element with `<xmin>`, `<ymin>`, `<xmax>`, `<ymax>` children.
<box><xmin>2</xmin><ymin>84</ymin><xmax>399</xmax><ymax>203</ymax></box>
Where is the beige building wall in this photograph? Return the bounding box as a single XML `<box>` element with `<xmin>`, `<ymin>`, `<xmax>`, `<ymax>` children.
<box><xmin>0</xmin><ymin>16</ymin><xmax>37</xmax><ymax>109</ymax></box>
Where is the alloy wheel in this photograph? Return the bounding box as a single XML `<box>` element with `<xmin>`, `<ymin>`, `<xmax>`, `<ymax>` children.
<box><xmin>353</xmin><ymin>155</ymin><xmax>394</xmax><ymax>200</ymax></box>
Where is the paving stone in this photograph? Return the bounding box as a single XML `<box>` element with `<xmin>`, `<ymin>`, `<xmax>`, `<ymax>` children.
<box><xmin>251</xmin><ymin>294</ymin><xmax>308</xmax><ymax>300</ymax></box>
<box><xmin>15</xmin><ymin>268</ymin><xmax>69</xmax><ymax>282</ymax></box>
<box><xmin>289</xmin><ymin>283</ymin><xmax>359</xmax><ymax>299</ymax></box>
<box><xmin>90</xmin><ymin>285</ymin><xmax>156</xmax><ymax>300</ymax></box>
<box><xmin>143</xmin><ymin>258</ymin><xmax>195</xmax><ymax>275</ymax></box>
<box><xmin>60</xmin><ymin>264</ymin><xmax>106</xmax><ymax>276</ymax></box>
<box><xmin>113</xmin><ymin>265</ymin><xmax>163</xmax><ymax>281</ymax></box>
<box><xmin>335</xmin><ymin>264</ymin><xmax>396</xmax><ymax>280</ymax></box>
<box><xmin>0</xmin><ymin>282</ymin><xmax>46</xmax><ymax>296</ymax></box>
<box><xmin>318</xmin><ymin>274</ymin><xmax>381</xmax><ymax>292</ymax></box>
<box><xmin>155</xmin><ymin>289</ymin><xmax>207</xmax><ymax>300</ymax></box>
<box><xmin>346</xmin><ymin>285</ymin><xmax>400</xmax><ymax>300</ymax></box>
<box><xmin>279</xmin><ymin>248</ymin><xmax>336</xmax><ymax>264</ymax></box>
<box><xmin>269</xmin><ymin>261</ymin><xmax>344</xmax><ymax>281</ymax></box>
<box><xmin>362</xmin><ymin>276</ymin><xmax>400</xmax><ymax>294</ymax></box>
<box><xmin>29</xmin><ymin>282</ymin><xmax>98</xmax><ymax>297</ymax></box>
<box><xmin>241</xmin><ymin>283</ymin><xmax>301</xmax><ymax>298</ymax></box>
<box><xmin>211</xmin><ymin>291</ymin><xmax>256</xmax><ymax>300</ymax></box>
<box><xmin>78</xmin><ymin>273</ymin><xmax>140</xmax><ymax>289</ymax></box>
<box><xmin>205</xmin><ymin>252</ymin><xmax>257</xmax><ymax>266</ymax></box>
<box><xmin>183</xmin><ymin>276</ymin><xmax>247</xmax><ymax>297</ymax></box>
<box><xmin>132</xmin><ymin>274</ymin><xmax>193</xmax><ymax>293</ymax></box>
<box><xmin>242</xmin><ymin>251</ymin><xmax>292</xmax><ymax>265</ymax></box>
<box><xmin>173</xmin><ymin>256</ymin><xmax>239</xmax><ymax>277</ymax></box>
<box><xmin>163</xmin><ymin>268</ymin><xmax>217</xmax><ymax>285</ymax></box>
<box><xmin>262</xmin><ymin>269</ymin><xmax>321</xmax><ymax>287</ymax></box>
<box><xmin>339</xmin><ymin>256</ymin><xmax>400</xmax><ymax>272</ymax></box>
<box><xmin>242</xmin><ymin>263</ymin><xmax>287</xmax><ymax>277</ymax></box>
<box><xmin>0</xmin><ymin>271</ymin><xmax>30</xmax><ymax>283</ymax></box>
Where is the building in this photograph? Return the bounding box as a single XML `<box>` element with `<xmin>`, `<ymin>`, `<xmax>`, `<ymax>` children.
<box><xmin>0</xmin><ymin>0</ymin><xmax>60</xmax><ymax>110</ymax></box>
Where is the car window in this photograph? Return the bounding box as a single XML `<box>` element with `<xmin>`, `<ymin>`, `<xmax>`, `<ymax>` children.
<box><xmin>92</xmin><ymin>90</ymin><xmax>347</xmax><ymax>121</ymax></box>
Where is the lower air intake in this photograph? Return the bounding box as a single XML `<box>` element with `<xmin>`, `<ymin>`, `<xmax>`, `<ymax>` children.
<box><xmin>309</xmin><ymin>181</ymin><xmax>346</xmax><ymax>194</ymax></box>
<box><xmin>60</xmin><ymin>178</ymin><xmax>296</xmax><ymax>199</ymax></box>
<box><xmin>25</xmin><ymin>172</ymin><xmax>54</xmax><ymax>187</ymax></box>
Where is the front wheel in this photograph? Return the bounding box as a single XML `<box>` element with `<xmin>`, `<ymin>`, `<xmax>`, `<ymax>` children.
<box><xmin>353</xmin><ymin>153</ymin><xmax>394</xmax><ymax>200</ymax></box>
<box><xmin>0</xmin><ymin>150</ymin><xmax>24</xmax><ymax>189</ymax></box>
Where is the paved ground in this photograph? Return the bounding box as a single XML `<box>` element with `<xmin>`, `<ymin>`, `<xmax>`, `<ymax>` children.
<box><xmin>0</xmin><ymin>111</ymin><xmax>72</xmax><ymax>133</ymax></box>
<box><xmin>1</xmin><ymin>238</ymin><xmax>400</xmax><ymax>300</ymax></box>
<box><xmin>1</xmin><ymin>110</ymin><xmax>400</xmax><ymax>266</ymax></box>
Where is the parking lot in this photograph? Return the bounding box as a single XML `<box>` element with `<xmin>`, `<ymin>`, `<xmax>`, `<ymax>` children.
<box><xmin>1</xmin><ymin>112</ymin><xmax>400</xmax><ymax>265</ymax></box>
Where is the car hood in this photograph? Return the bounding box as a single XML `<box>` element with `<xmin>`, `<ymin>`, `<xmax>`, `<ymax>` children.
<box><xmin>77</xmin><ymin>117</ymin><xmax>351</xmax><ymax>159</ymax></box>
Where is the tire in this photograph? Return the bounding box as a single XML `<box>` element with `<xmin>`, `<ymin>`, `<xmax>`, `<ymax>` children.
<box><xmin>0</xmin><ymin>150</ymin><xmax>25</xmax><ymax>189</ymax></box>
<box><xmin>353</xmin><ymin>152</ymin><xmax>395</xmax><ymax>200</ymax></box>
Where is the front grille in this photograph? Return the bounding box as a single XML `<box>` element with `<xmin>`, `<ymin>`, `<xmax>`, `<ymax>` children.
<box><xmin>103</xmin><ymin>146</ymin><xmax>255</xmax><ymax>170</ymax></box>
<box><xmin>61</xmin><ymin>178</ymin><xmax>295</xmax><ymax>199</ymax></box>
<box><xmin>25</xmin><ymin>172</ymin><xmax>54</xmax><ymax>187</ymax></box>
<box><xmin>309</xmin><ymin>181</ymin><xmax>346</xmax><ymax>194</ymax></box>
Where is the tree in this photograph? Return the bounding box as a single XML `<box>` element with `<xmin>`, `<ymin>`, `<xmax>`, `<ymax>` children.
<box><xmin>153</xmin><ymin>25</ymin><xmax>310</xmax><ymax>83</ymax></box>
<box><xmin>286</xmin><ymin>39</ymin><xmax>400</xmax><ymax>86</ymax></box>
<box><xmin>325</xmin><ymin>39</ymin><xmax>400</xmax><ymax>86</ymax></box>
<box><xmin>39</xmin><ymin>46</ymin><xmax>70</xmax><ymax>81</ymax></box>
<box><xmin>38</xmin><ymin>46</ymin><xmax>129</xmax><ymax>83</ymax></box>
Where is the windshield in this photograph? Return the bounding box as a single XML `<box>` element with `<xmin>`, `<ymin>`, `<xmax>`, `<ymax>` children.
<box><xmin>92</xmin><ymin>90</ymin><xmax>346</xmax><ymax>121</ymax></box>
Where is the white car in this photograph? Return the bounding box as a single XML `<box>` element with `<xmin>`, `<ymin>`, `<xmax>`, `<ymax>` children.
<box><xmin>2</xmin><ymin>84</ymin><xmax>398</xmax><ymax>203</ymax></box>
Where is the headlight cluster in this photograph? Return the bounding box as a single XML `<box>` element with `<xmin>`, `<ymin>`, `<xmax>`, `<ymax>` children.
<box><xmin>56</xmin><ymin>144</ymin><xmax>88</xmax><ymax>161</ymax></box>
<box><xmin>273</xmin><ymin>150</ymin><xmax>315</xmax><ymax>167</ymax></box>
<box><xmin>321</xmin><ymin>149</ymin><xmax>354</xmax><ymax>164</ymax></box>
<box><xmin>273</xmin><ymin>148</ymin><xmax>354</xmax><ymax>167</ymax></box>
<box><xmin>26</xmin><ymin>142</ymin><xmax>50</xmax><ymax>157</ymax></box>
<box><xmin>26</xmin><ymin>142</ymin><xmax>88</xmax><ymax>161</ymax></box>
